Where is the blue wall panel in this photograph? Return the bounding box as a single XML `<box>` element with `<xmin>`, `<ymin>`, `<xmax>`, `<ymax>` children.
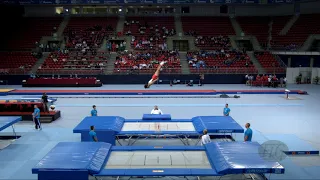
<box><xmin>314</xmin><ymin>56</ymin><xmax>320</xmax><ymax>67</ymax></box>
<box><xmin>291</xmin><ymin>56</ymin><xmax>311</xmax><ymax>67</ymax></box>
<box><xmin>279</xmin><ymin>55</ymin><xmax>289</xmax><ymax>66</ymax></box>
<box><xmin>38</xmin><ymin>170</ymin><xmax>88</xmax><ymax>180</ymax></box>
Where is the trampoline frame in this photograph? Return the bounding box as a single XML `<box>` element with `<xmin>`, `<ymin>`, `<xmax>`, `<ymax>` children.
<box><xmin>116</xmin><ymin>134</ymin><xmax>199</xmax><ymax>146</ymax></box>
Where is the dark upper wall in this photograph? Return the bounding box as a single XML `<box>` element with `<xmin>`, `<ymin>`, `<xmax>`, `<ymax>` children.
<box><xmin>299</xmin><ymin>1</ymin><xmax>320</xmax><ymax>14</ymax></box>
<box><xmin>22</xmin><ymin>1</ymin><xmax>320</xmax><ymax>17</ymax></box>
<box><xmin>314</xmin><ymin>56</ymin><xmax>320</xmax><ymax>68</ymax></box>
<box><xmin>0</xmin><ymin>5</ymin><xmax>25</xmax><ymax>50</ymax></box>
<box><xmin>279</xmin><ymin>55</ymin><xmax>320</xmax><ymax>68</ymax></box>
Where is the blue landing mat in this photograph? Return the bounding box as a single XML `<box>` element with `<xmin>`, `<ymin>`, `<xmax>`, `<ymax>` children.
<box><xmin>0</xmin><ymin>116</ymin><xmax>22</xmax><ymax>132</ymax></box>
<box><xmin>32</xmin><ymin>142</ymin><xmax>284</xmax><ymax>178</ymax></box>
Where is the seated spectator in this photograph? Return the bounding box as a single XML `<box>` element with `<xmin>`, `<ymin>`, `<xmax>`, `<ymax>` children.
<box><xmin>30</xmin><ymin>73</ymin><xmax>36</xmax><ymax>79</ymax></box>
<box><xmin>151</xmin><ymin>105</ymin><xmax>162</xmax><ymax>114</ymax></box>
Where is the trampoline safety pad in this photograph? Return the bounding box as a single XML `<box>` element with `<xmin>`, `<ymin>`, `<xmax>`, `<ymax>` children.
<box><xmin>32</xmin><ymin>142</ymin><xmax>285</xmax><ymax>179</ymax></box>
<box><xmin>121</xmin><ymin>122</ymin><xmax>196</xmax><ymax>131</ymax></box>
<box><xmin>105</xmin><ymin>151</ymin><xmax>211</xmax><ymax>169</ymax></box>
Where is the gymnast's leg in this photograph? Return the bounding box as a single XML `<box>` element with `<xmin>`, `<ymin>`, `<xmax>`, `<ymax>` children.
<box><xmin>144</xmin><ymin>61</ymin><xmax>165</xmax><ymax>88</ymax></box>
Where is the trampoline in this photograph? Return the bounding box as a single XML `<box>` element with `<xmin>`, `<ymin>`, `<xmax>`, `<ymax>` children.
<box><xmin>0</xmin><ymin>116</ymin><xmax>22</xmax><ymax>139</ymax></box>
<box><xmin>73</xmin><ymin>115</ymin><xmax>244</xmax><ymax>145</ymax></box>
<box><xmin>32</xmin><ymin>142</ymin><xmax>285</xmax><ymax>180</ymax></box>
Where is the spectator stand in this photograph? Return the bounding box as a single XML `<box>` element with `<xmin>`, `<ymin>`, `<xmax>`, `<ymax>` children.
<box><xmin>271</xmin><ymin>14</ymin><xmax>320</xmax><ymax>50</ymax></box>
<box><xmin>0</xmin><ymin>52</ymin><xmax>38</xmax><ymax>75</ymax></box>
<box><xmin>182</xmin><ymin>16</ymin><xmax>234</xmax><ymax>50</ymax></box>
<box><xmin>114</xmin><ymin>50</ymin><xmax>181</xmax><ymax>74</ymax></box>
<box><xmin>123</xmin><ymin>17</ymin><xmax>176</xmax><ymax>51</ymax></box>
<box><xmin>53</xmin><ymin>17</ymin><xmax>118</xmax><ymax>75</ymax></box>
<box><xmin>187</xmin><ymin>50</ymin><xmax>256</xmax><ymax>74</ymax></box>
<box><xmin>194</xmin><ymin>36</ymin><xmax>231</xmax><ymax>50</ymax></box>
<box><xmin>37</xmin><ymin>49</ymin><xmax>109</xmax><ymax>75</ymax></box>
<box><xmin>254</xmin><ymin>51</ymin><xmax>286</xmax><ymax>73</ymax></box>
<box><xmin>64</xmin><ymin>17</ymin><xmax>118</xmax><ymax>50</ymax></box>
<box><xmin>107</xmin><ymin>40</ymin><xmax>126</xmax><ymax>52</ymax></box>
<box><xmin>5</xmin><ymin>17</ymin><xmax>63</xmax><ymax>50</ymax></box>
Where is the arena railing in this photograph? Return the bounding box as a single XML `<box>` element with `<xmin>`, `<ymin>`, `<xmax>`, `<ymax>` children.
<box><xmin>33</xmin><ymin>67</ymin><xmax>285</xmax><ymax>75</ymax></box>
<box><xmin>3</xmin><ymin>68</ymin><xmax>30</xmax><ymax>75</ymax></box>
<box><xmin>4</xmin><ymin>67</ymin><xmax>287</xmax><ymax>76</ymax></box>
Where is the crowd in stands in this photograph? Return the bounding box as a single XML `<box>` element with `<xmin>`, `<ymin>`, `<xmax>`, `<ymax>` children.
<box><xmin>107</xmin><ymin>41</ymin><xmax>126</xmax><ymax>52</ymax></box>
<box><xmin>246</xmin><ymin>74</ymin><xmax>286</xmax><ymax>87</ymax></box>
<box><xmin>64</xmin><ymin>25</ymin><xmax>106</xmax><ymax>55</ymax></box>
<box><xmin>186</xmin><ymin>49</ymin><xmax>253</xmax><ymax>72</ymax></box>
<box><xmin>34</xmin><ymin>21</ymin><xmax>115</xmax><ymax>75</ymax></box>
<box><xmin>6</xmin><ymin>15</ymin><xmax>320</xmax><ymax>77</ymax></box>
<box><xmin>194</xmin><ymin>35</ymin><xmax>231</xmax><ymax>50</ymax></box>
<box><xmin>185</xmin><ymin>30</ymin><xmax>231</xmax><ymax>50</ymax></box>
<box><xmin>0</xmin><ymin>69</ymin><xmax>9</xmax><ymax>75</ymax></box>
<box><xmin>114</xmin><ymin>50</ymin><xmax>180</xmax><ymax>73</ymax></box>
<box><xmin>124</xmin><ymin>19</ymin><xmax>176</xmax><ymax>50</ymax></box>
<box><xmin>37</xmin><ymin>49</ymin><xmax>108</xmax><ymax>75</ymax></box>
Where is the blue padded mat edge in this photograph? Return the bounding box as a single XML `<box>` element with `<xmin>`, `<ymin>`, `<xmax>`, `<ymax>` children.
<box><xmin>142</xmin><ymin>114</ymin><xmax>171</xmax><ymax>120</ymax></box>
<box><xmin>73</xmin><ymin>116</ymin><xmax>125</xmax><ymax>132</ymax></box>
<box><xmin>32</xmin><ymin>142</ymin><xmax>111</xmax><ymax>174</ymax></box>
<box><xmin>192</xmin><ymin>116</ymin><xmax>244</xmax><ymax>133</ymax></box>
<box><xmin>0</xmin><ymin>116</ymin><xmax>22</xmax><ymax>131</ymax></box>
<box><xmin>205</xmin><ymin>142</ymin><xmax>285</xmax><ymax>174</ymax></box>
<box><xmin>73</xmin><ymin>116</ymin><xmax>244</xmax><ymax>134</ymax></box>
<box><xmin>32</xmin><ymin>142</ymin><xmax>285</xmax><ymax>177</ymax></box>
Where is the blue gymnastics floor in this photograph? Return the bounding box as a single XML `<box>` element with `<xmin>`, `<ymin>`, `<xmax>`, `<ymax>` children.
<box><xmin>0</xmin><ymin>84</ymin><xmax>319</xmax><ymax>180</ymax></box>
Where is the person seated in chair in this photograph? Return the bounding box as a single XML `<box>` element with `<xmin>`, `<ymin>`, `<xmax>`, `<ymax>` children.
<box><xmin>151</xmin><ymin>105</ymin><xmax>163</xmax><ymax>114</ymax></box>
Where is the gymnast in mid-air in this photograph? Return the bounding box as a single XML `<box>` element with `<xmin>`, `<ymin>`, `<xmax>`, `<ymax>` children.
<box><xmin>144</xmin><ymin>61</ymin><xmax>165</xmax><ymax>88</ymax></box>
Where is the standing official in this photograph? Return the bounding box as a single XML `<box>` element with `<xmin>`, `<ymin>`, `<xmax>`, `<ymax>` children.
<box><xmin>244</xmin><ymin>123</ymin><xmax>253</xmax><ymax>141</ymax></box>
<box><xmin>223</xmin><ymin>104</ymin><xmax>230</xmax><ymax>116</ymax></box>
<box><xmin>91</xmin><ymin>105</ymin><xmax>98</xmax><ymax>116</ymax></box>
<box><xmin>42</xmin><ymin>92</ymin><xmax>49</xmax><ymax>112</ymax></box>
<box><xmin>89</xmin><ymin>126</ymin><xmax>98</xmax><ymax>142</ymax></box>
<box><xmin>33</xmin><ymin>105</ymin><xmax>42</xmax><ymax>130</ymax></box>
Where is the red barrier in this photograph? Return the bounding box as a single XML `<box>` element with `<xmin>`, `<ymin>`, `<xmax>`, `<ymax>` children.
<box><xmin>0</xmin><ymin>102</ymin><xmax>44</xmax><ymax>112</ymax></box>
<box><xmin>26</xmin><ymin>78</ymin><xmax>97</xmax><ymax>85</ymax></box>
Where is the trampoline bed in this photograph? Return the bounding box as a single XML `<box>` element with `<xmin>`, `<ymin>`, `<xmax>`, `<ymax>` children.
<box><xmin>105</xmin><ymin>151</ymin><xmax>210</xmax><ymax>169</ymax></box>
<box><xmin>32</xmin><ymin>142</ymin><xmax>285</xmax><ymax>180</ymax></box>
<box><xmin>121</xmin><ymin>122</ymin><xmax>196</xmax><ymax>131</ymax></box>
<box><xmin>73</xmin><ymin>115</ymin><xmax>244</xmax><ymax>145</ymax></box>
